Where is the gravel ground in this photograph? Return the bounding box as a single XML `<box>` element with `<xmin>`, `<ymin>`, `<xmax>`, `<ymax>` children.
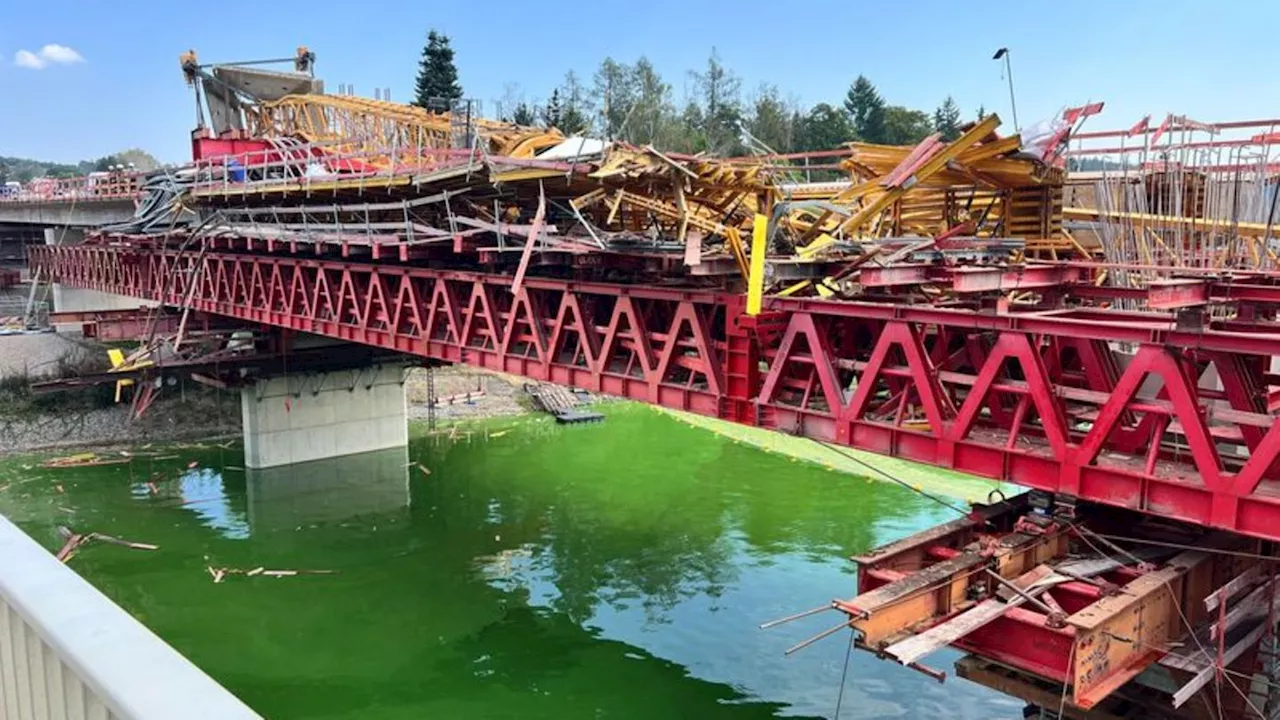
<box><xmin>0</xmin><ymin>391</ymin><xmax>242</xmax><ymax>454</ymax></box>
<box><xmin>404</xmin><ymin>367</ymin><xmax>529</xmax><ymax>422</ymax></box>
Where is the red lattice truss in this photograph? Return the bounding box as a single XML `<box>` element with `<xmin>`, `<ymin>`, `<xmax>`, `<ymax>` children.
<box><xmin>30</xmin><ymin>244</ymin><xmax>1280</xmax><ymax>541</ymax></box>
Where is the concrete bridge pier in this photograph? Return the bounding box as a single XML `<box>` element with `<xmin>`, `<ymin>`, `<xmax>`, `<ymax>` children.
<box><xmin>240</xmin><ymin>363</ymin><xmax>409</xmax><ymax>469</ymax></box>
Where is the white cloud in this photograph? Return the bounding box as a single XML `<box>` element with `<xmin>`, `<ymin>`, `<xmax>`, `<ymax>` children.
<box><xmin>39</xmin><ymin>44</ymin><xmax>83</xmax><ymax>64</ymax></box>
<box><xmin>14</xmin><ymin>50</ymin><xmax>44</xmax><ymax>69</ymax></box>
<box><xmin>13</xmin><ymin>44</ymin><xmax>85</xmax><ymax>70</ymax></box>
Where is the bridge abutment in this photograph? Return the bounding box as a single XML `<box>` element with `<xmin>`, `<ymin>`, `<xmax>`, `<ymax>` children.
<box><xmin>240</xmin><ymin>364</ymin><xmax>409</xmax><ymax>469</ymax></box>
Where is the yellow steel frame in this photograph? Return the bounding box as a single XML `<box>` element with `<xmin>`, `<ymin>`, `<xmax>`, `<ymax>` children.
<box><xmin>249</xmin><ymin>94</ymin><xmax>565</xmax><ymax>164</ymax></box>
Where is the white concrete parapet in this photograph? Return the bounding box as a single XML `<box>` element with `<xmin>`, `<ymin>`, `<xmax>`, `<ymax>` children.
<box><xmin>241</xmin><ymin>364</ymin><xmax>409</xmax><ymax>469</ymax></box>
<box><xmin>0</xmin><ymin>514</ymin><xmax>260</xmax><ymax>719</ymax></box>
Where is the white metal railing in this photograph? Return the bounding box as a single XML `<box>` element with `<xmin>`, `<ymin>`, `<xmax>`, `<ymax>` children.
<box><xmin>0</xmin><ymin>515</ymin><xmax>261</xmax><ymax>719</ymax></box>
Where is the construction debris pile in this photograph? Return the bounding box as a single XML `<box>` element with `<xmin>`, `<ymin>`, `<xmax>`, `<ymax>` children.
<box><xmin>105</xmin><ymin>107</ymin><xmax>1069</xmax><ymax>310</ymax></box>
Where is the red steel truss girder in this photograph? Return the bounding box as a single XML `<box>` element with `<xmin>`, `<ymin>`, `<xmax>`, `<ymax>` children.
<box><xmin>29</xmin><ymin>243</ymin><xmax>1280</xmax><ymax>541</ymax></box>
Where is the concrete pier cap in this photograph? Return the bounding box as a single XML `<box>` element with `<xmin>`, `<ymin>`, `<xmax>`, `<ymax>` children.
<box><xmin>240</xmin><ymin>363</ymin><xmax>410</xmax><ymax>469</ymax></box>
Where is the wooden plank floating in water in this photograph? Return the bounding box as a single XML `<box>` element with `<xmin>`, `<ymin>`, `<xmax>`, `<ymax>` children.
<box><xmin>525</xmin><ymin>383</ymin><xmax>605</xmax><ymax>424</ymax></box>
<box><xmin>554</xmin><ymin>409</ymin><xmax>605</xmax><ymax>425</ymax></box>
<box><xmin>40</xmin><ymin>452</ymin><xmax>132</xmax><ymax>469</ymax></box>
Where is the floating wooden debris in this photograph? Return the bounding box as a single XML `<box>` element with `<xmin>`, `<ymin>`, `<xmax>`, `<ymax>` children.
<box><xmin>524</xmin><ymin>383</ymin><xmax>605</xmax><ymax>424</ymax></box>
<box><xmin>41</xmin><ymin>452</ymin><xmax>131</xmax><ymax>469</ymax></box>
<box><xmin>55</xmin><ymin>525</ymin><xmax>159</xmax><ymax>561</ymax></box>
<box><xmin>205</xmin><ymin>566</ymin><xmax>336</xmax><ymax>582</ymax></box>
<box><xmin>91</xmin><ymin>532</ymin><xmax>159</xmax><ymax>551</ymax></box>
<box><xmin>55</xmin><ymin>528</ymin><xmax>85</xmax><ymax>563</ymax></box>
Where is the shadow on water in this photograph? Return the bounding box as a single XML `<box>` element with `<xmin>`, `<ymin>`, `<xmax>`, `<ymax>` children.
<box><xmin>0</xmin><ymin>405</ymin><xmax>1023</xmax><ymax>719</ymax></box>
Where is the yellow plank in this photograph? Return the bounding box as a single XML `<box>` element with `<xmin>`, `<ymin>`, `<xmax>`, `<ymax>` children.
<box><xmin>837</xmin><ymin>114</ymin><xmax>1003</xmax><ymax>236</ymax></box>
<box><xmin>1064</xmin><ymin>206</ymin><xmax>1273</xmax><ymax>239</ymax></box>
<box><xmin>746</xmin><ymin>214</ymin><xmax>768</xmax><ymax>316</ymax></box>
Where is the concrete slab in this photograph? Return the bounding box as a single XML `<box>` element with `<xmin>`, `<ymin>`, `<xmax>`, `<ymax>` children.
<box><xmin>0</xmin><ymin>199</ymin><xmax>136</xmax><ymax>228</ymax></box>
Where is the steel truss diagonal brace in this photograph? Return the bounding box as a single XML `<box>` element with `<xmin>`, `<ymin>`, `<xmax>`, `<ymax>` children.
<box><xmin>30</xmin><ymin>243</ymin><xmax>1280</xmax><ymax>542</ymax></box>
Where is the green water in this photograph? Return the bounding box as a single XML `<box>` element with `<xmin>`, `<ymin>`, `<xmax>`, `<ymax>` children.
<box><xmin>0</xmin><ymin>405</ymin><xmax>1022</xmax><ymax>719</ymax></box>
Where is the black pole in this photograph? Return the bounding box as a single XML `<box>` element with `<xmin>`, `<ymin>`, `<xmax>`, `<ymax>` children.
<box><xmin>993</xmin><ymin>48</ymin><xmax>1020</xmax><ymax>132</ymax></box>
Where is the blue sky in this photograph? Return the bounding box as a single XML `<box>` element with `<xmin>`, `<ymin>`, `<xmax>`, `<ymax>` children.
<box><xmin>1</xmin><ymin>0</ymin><xmax>1276</xmax><ymax>164</ymax></box>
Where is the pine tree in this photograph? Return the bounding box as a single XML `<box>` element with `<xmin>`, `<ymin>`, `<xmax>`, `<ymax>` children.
<box><xmin>543</xmin><ymin>89</ymin><xmax>563</xmax><ymax>129</ymax></box>
<box><xmin>559</xmin><ymin>71</ymin><xmax>590</xmax><ymax>135</ymax></box>
<box><xmin>844</xmin><ymin>75</ymin><xmax>885</xmax><ymax>143</ymax></box>
<box><xmin>413</xmin><ymin>30</ymin><xmax>462</xmax><ymax>110</ymax></box>
<box><xmin>933</xmin><ymin>96</ymin><xmax>962</xmax><ymax>141</ymax></box>
<box><xmin>976</xmin><ymin>104</ymin><xmax>987</xmax><ymax>120</ymax></box>
<box><xmin>511</xmin><ymin>102</ymin><xmax>536</xmax><ymax>126</ymax></box>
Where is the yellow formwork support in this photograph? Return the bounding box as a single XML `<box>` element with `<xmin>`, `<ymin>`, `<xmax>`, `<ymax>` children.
<box><xmin>747</xmin><ymin>214</ymin><xmax>768</xmax><ymax>316</ymax></box>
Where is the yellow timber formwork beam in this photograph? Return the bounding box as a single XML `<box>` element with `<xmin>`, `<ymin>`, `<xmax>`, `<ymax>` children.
<box><xmin>1064</xmin><ymin>206</ymin><xmax>1276</xmax><ymax>240</ymax></box>
<box><xmin>251</xmin><ymin>94</ymin><xmax>564</xmax><ymax>164</ymax></box>
<box><xmin>746</xmin><ymin>214</ymin><xmax>768</xmax><ymax>315</ymax></box>
<box><xmin>107</xmin><ymin>347</ymin><xmax>151</xmax><ymax>404</ymax></box>
<box><xmin>613</xmin><ymin>190</ymin><xmax>750</xmax><ymax>279</ymax></box>
<box><xmin>835</xmin><ymin>114</ymin><xmax>1002</xmax><ymax>236</ymax></box>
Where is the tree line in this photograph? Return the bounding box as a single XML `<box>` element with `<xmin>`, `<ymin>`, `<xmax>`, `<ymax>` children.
<box><xmin>411</xmin><ymin>30</ymin><xmax>986</xmax><ymax>155</ymax></box>
<box><xmin>0</xmin><ymin>148</ymin><xmax>159</xmax><ymax>184</ymax></box>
